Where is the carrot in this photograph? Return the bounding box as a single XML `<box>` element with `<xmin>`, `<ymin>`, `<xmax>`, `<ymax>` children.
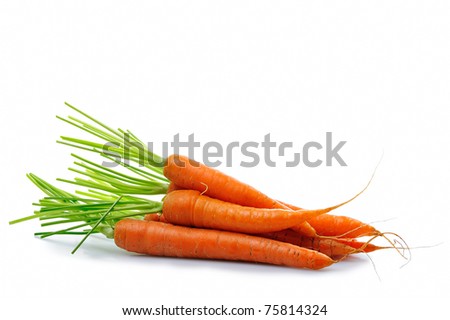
<box><xmin>163</xmin><ymin>154</ymin><xmax>290</xmax><ymax>209</ymax></box>
<box><xmin>167</xmin><ymin>180</ymin><xmax>317</xmax><ymax>237</ymax></box>
<box><xmin>144</xmin><ymin>214</ymin><xmax>382</xmax><ymax>256</ymax></box>
<box><xmin>306</xmin><ymin>214</ymin><xmax>379</xmax><ymax>238</ymax></box>
<box><xmin>162</xmin><ymin>188</ymin><xmax>364</xmax><ymax>234</ymax></box>
<box><xmin>114</xmin><ymin>219</ymin><xmax>334</xmax><ymax>270</ymax></box>
<box><xmin>334</xmin><ymin>238</ymin><xmax>384</xmax><ymax>253</ymax></box>
<box><xmin>12</xmin><ymin>175</ymin><xmax>334</xmax><ymax>270</ymax></box>
<box><xmin>144</xmin><ymin>213</ymin><xmax>167</xmax><ymax>223</ymax></box>
<box><xmin>57</xmin><ymin>105</ymin><xmax>379</xmax><ymax>239</ymax></box>
<box><xmin>167</xmin><ymin>181</ymin><xmax>182</xmax><ymax>193</ymax></box>
<box><xmin>10</xmin><ymin>104</ymin><xmax>408</xmax><ymax>271</ymax></box>
<box><xmin>57</xmin><ymin>107</ymin><xmax>319</xmax><ymax>235</ymax></box>
<box><xmin>257</xmin><ymin>230</ymin><xmax>359</xmax><ymax>258</ymax></box>
<box><xmin>279</xmin><ymin>200</ymin><xmax>378</xmax><ymax>238</ymax></box>
<box><xmin>259</xmin><ymin>230</ymin><xmax>390</xmax><ymax>256</ymax></box>
<box><xmin>164</xmin><ymin>159</ymin><xmax>318</xmax><ymax>237</ymax></box>
<box><xmin>277</xmin><ymin>200</ymin><xmax>304</xmax><ymax>210</ymax></box>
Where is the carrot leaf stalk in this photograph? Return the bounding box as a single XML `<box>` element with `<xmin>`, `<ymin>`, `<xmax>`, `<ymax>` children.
<box><xmin>57</xmin><ymin>102</ymin><xmax>167</xmax><ymax>183</ymax></box>
<box><xmin>71</xmin><ymin>195</ymin><xmax>123</xmax><ymax>254</ymax></box>
<box><xmin>9</xmin><ymin>174</ymin><xmax>163</xmax><ymax>240</ymax></box>
<box><xmin>57</xmin><ymin>153</ymin><xmax>169</xmax><ymax>195</ymax></box>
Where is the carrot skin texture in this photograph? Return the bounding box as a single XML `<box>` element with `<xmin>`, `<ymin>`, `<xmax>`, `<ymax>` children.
<box><xmin>167</xmin><ymin>178</ymin><xmax>317</xmax><ymax>237</ymax></box>
<box><xmin>144</xmin><ymin>214</ymin><xmax>167</xmax><ymax>223</ymax></box>
<box><xmin>164</xmin><ymin>155</ymin><xmax>285</xmax><ymax>209</ymax></box>
<box><xmin>280</xmin><ymin>201</ymin><xmax>378</xmax><ymax>238</ymax></box>
<box><xmin>144</xmin><ymin>214</ymin><xmax>377</xmax><ymax>255</ymax></box>
<box><xmin>166</xmin><ymin>182</ymin><xmax>181</xmax><ymax>193</ymax></box>
<box><xmin>290</xmin><ymin>224</ymin><xmax>317</xmax><ymax>237</ymax></box>
<box><xmin>258</xmin><ymin>230</ymin><xmax>357</xmax><ymax>257</ymax></box>
<box><xmin>307</xmin><ymin>214</ymin><xmax>379</xmax><ymax>238</ymax></box>
<box><xmin>334</xmin><ymin>238</ymin><xmax>382</xmax><ymax>253</ymax></box>
<box><xmin>275</xmin><ymin>201</ymin><xmax>316</xmax><ymax>237</ymax></box>
<box><xmin>162</xmin><ymin>190</ymin><xmax>335</xmax><ymax>234</ymax></box>
<box><xmin>165</xmin><ymin>156</ymin><xmax>317</xmax><ymax>236</ymax></box>
<box><xmin>114</xmin><ymin>219</ymin><xmax>334</xmax><ymax>270</ymax></box>
<box><xmin>145</xmin><ymin>214</ymin><xmax>381</xmax><ymax>255</ymax></box>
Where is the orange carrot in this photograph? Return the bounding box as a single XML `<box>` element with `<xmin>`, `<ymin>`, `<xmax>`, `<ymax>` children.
<box><xmin>258</xmin><ymin>230</ymin><xmax>387</xmax><ymax>256</ymax></box>
<box><xmin>279</xmin><ymin>194</ymin><xmax>378</xmax><ymax>238</ymax></box>
<box><xmin>167</xmin><ymin>181</ymin><xmax>317</xmax><ymax>237</ymax></box>
<box><xmin>166</xmin><ymin>182</ymin><xmax>182</xmax><ymax>193</ymax></box>
<box><xmin>164</xmin><ymin>156</ymin><xmax>317</xmax><ymax>236</ymax></box>
<box><xmin>164</xmin><ymin>154</ymin><xmax>289</xmax><ymax>209</ymax></box>
<box><xmin>162</xmin><ymin>189</ymin><xmax>363</xmax><ymax>234</ymax></box>
<box><xmin>144</xmin><ymin>214</ymin><xmax>382</xmax><ymax>256</ymax></box>
<box><xmin>114</xmin><ymin>219</ymin><xmax>334</xmax><ymax>270</ymax></box>
<box><xmin>258</xmin><ymin>230</ymin><xmax>358</xmax><ymax>258</ymax></box>
<box><xmin>277</xmin><ymin>200</ymin><xmax>304</xmax><ymax>210</ymax></box>
<box><xmin>306</xmin><ymin>214</ymin><xmax>379</xmax><ymax>238</ymax></box>
<box><xmin>164</xmin><ymin>155</ymin><xmax>373</xmax><ymax>238</ymax></box>
<box><xmin>143</xmin><ymin>214</ymin><xmax>167</xmax><ymax>223</ymax></box>
<box><xmin>333</xmin><ymin>238</ymin><xmax>383</xmax><ymax>253</ymax></box>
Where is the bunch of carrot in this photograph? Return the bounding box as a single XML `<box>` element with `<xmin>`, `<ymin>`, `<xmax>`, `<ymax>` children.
<box><xmin>126</xmin><ymin>154</ymin><xmax>393</xmax><ymax>270</ymax></box>
<box><xmin>10</xmin><ymin>103</ymin><xmax>407</xmax><ymax>270</ymax></box>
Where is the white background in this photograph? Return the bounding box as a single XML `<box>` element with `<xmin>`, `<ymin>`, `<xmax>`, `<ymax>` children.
<box><xmin>1</xmin><ymin>1</ymin><xmax>449</xmax><ymax>319</ymax></box>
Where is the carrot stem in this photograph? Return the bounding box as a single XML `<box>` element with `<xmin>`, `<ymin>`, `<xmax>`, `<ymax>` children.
<box><xmin>59</xmin><ymin>102</ymin><xmax>166</xmax><ymax>175</ymax></box>
<box><xmin>10</xmin><ymin>174</ymin><xmax>163</xmax><ymax>240</ymax></box>
<box><xmin>71</xmin><ymin>195</ymin><xmax>123</xmax><ymax>254</ymax></box>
